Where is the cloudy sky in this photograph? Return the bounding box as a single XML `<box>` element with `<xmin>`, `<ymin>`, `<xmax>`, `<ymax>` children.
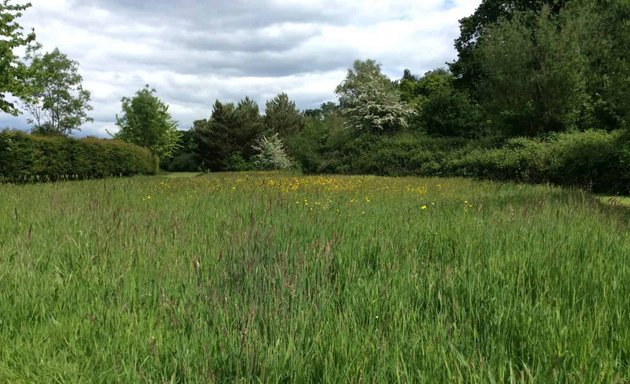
<box><xmin>2</xmin><ymin>0</ymin><xmax>481</xmax><ymax>137</ymax></box>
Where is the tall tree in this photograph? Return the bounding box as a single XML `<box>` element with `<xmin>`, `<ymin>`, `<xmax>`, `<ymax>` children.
<box><xmin>192</xmin><ymin>100</ymin><xmax>238</xmax><ymax>171</ymax></box>
<box><xmin>402</xmin><ymin>68</ymin><xmax>482</xmax><ymax>137</ymax></box>
<box><xmin>22</xmin><ymin>47</ymin><xmax>93</xmax><ymax>135</ymax></box>
<box><xmin>476</xmin><ymin>6</ymin><xmax>588</xmax><ymax>136</ymax></box>
<box><xmin>450</xmin><ymin>0</ymin><xmax>568</xmax><ymax>89</ymax></box>
<box><xmin>234</xmin><ymin>97</ymin><xmax>265</xmax><ymax>160</ymax></box>
<box><xmin>0</xmin><ymin>0</ymin><xmax>36</xmax><ymax>115</ymax></box>
<box><xmin>115</xmin><ymin>86</ymin><xmax>180</xmax><ymax>158</ymax></box>
<box><xmin>574</xmin><ymin>0</ymin><xmax>630</xmax><ymax>130</ymax></box>
<box><xmin>264</xmin><ymin>93</ymin><xmax>304</xmax><ymax>138</ymax></box>
<box><xmin>336</xmin><ymin>59</ymin><xmax>414</xmax><ymax>133</ymax></box>
<box><xmin>192</xmin><ymin>97</ymin><xmax>266</xmax><ymax>171</ymax></box>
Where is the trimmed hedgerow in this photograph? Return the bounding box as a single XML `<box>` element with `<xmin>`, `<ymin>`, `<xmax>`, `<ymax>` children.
<box><xmin>0</xmin><ymin>130</ymin><xmax>158</xmax><ymax>183</ymax></box>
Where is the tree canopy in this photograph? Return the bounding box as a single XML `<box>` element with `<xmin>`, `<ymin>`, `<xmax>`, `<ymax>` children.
<box><xmin>450</xmin><ymin>0</ymin><xmax>568</xmax><ymax>88</ymax></box>
<box><xmin>115</xmin><ymin>86</ymin><xmax>181</xmax><ymax>158</ymax></box>
<box><xmin>0</xmin><ymin>0</ymin><xmax>36</xmax><ymax>115</ymax></box>
<box><xmin>192</xmin><ymin>97</ymin><xmax>267</xmax><ymax>171</ymax></box>
<box><xmin>23</xmin><ymin>46</ymin><xmax>93</xmax><ymax>135</ymax></box>
<box><xmin>264</xmin><ymin>93</ymin><xmax>304</xmax><ymax>138</ymax></box>
<box><xmin>336</xmin><ymin>59</ymin><xmax>414</xmax><ymax>133</ymax></box>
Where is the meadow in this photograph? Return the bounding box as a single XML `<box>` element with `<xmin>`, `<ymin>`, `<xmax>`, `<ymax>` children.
<box><xmin>1</xmin><ymin>172</ymin><xmax>629</xmax><ymax>383</ymax></box>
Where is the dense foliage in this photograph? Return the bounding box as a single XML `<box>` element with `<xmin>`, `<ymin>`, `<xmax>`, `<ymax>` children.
<box><xmin>0</xmin><ymin>0</ymin><xmax>35</xmax><ymax>115</ymax></box>
<box><xmin>264</xmin><ymin>92</ymin><xmax>304</xmax><ymax>139</ymax></box>
<box><xmin>251</xmin><ymin>133</ymin><xmax>294</xmax><ymax>170</ymax></box>
<box><xmin>336</xmin><ymin>59</ymin><xmax>414</xmax><ymax>133</ymax></box>
<box><xmin>114</xmin><ymin>86</ymin><xmax>181</xmax><ymax>159</ymax></box>
<box><xmin>0</xmin><ymin>129</ymin><xmax>157</xmax><ymax>182</ymax></box>
<box><xmin>22</xmin><ymin>46</ymin><xmax>93</xmax><ymax>135</ymax></box>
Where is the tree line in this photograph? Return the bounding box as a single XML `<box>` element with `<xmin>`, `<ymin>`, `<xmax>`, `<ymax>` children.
<box><xmin>2</xmin><ymin>0</ymin><xmax>630</xmax><ymax>191</ymax></box>
<box><xmin>162</xmin><ymin>0</ymin><xmax>630</xmax><ymax>180</ymax></box>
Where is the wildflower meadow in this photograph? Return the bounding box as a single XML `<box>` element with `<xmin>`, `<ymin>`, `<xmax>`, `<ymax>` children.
<box><xmin>1</xmin><ymin>172</ymin><xmax>629</xmax><ymax>382</ymax></box>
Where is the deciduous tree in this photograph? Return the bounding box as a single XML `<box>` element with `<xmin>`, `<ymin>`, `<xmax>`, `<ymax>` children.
<box><xmin>115</xmin><ymin>86</ymin><xmax>180</xmax><ymax>158</ymax></box>
<box><xmin>0</xmin><ymin>0</ymin><xmax>36</xmax><ymax>115</ymax></box>
<box><xmin>336</xmin><ymin>59</ymin><xmax>414</xmax><ymax>133</ymax></box>
<box><xmin>23</xmin><ymin>47</ymin><xmax>92</xmax><ymax>135</ymax></box>
<box><xmin>476</xmin><ymin>6</ymin><xmax>588</xmax><ymax>136</ymax></box>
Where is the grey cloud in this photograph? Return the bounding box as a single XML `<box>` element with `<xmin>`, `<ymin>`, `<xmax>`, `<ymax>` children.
<box><xmin>78</xmin><ymin>0</ymin><xmax>349</xmax><ymax>29</ymax></box>
<box><xmin>105</xmin><ymin>44</ymin><xmax>356</xmax><ymax>77</ymax></box>
<box><xmin>7</xmin><ymin>0</ymin><xmax>482</xmax><ymax>137</ymax></box>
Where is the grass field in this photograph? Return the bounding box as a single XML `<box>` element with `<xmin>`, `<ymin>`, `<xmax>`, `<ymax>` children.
<box><xmin>1</xmin><ymin>172</ymin><xmax>629</xmax><ymax>383</ymax></box>
<box><xmin>599</xmin><ymin>195</ymin><xmax>630</xmax><ymax>208</ymax></box>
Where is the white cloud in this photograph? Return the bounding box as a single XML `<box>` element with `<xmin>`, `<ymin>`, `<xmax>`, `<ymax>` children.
<box><xmin>2</xmin><ymin>0</ymin><xmax>481</xmax><ymax>136</ymax></box>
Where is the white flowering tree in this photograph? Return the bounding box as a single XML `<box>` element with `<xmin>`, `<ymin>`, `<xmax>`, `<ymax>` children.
<box><xmin>336</xmin><ymin>59</ymin><xmax>415</xmax><ymax>133</ymax></box>
<box><xmin>251</xmin><ymin>133</ymin><xmax>294</xmax><ymax>170</ymax></box>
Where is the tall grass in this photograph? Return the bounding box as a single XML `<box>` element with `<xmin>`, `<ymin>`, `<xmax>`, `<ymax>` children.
<box><xmin>1</xmin><ymin>172</ymin><xmax>629</xmax><ymax>382</ymax></box>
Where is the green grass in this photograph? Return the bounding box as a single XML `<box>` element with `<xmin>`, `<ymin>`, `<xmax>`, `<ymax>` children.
<box><xmin>1</xmin><ymin>172</ymin><xmax>629</xmax><ymax>383</ymax></box>
<box><xmin>157</xmin><ymin>171</ymin><xmax>203</xmax><ymax>178</ymax></box>
<box><xmin>598</xmin><ymin>195</ymin><xmax>630</xmax><ymax>208</ymax></box>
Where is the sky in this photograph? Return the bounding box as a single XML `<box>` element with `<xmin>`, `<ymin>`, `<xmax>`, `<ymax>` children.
<box><xmin>2</xmin><ymin>0</ymin><xmax>482</xmax><ymax>137</ymax></box>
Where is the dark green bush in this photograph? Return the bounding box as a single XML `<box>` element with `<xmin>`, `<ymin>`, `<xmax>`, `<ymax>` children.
<box><xmin>450</xmin><ymin>130</ymin><xmax>630</xmax><ymax>193</ymax></box>
<box><xmin>0</xmin><ymin>130</ymin><xmax>158</xmax><ymax>183</ymax></box>
<box><xmin>161</xmin><ymin>153</ymin><xmax>200</xmax><ymax>172</ymax></box>
<box><xmin>293</xmin><ymin>128</ymin><xmax>628</xmax><ymax>194</ymax></box>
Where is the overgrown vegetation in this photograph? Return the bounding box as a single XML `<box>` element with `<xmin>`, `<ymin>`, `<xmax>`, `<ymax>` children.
<box><xmin>1</xmin><ymin>173</ymin><xmax>629</xmax><ymax>382</ymax></box>
<box><xmin>157</xmin><ymin>1</ymin><xmax>630</xmax><ymax>195</ymax></box>
<box><xmin>2</xmin><ymin>1</ymin><xmax>630</xmax><ymax>381</ymax></box>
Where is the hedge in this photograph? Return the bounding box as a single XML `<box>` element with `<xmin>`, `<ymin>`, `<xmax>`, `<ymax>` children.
<box><xmin>295</xmin><ymin>130</ymin><xmax>630</xmax><ymax>194</ymax></box>
<box><xmin>0</xmin><ymin>130</ymin><xmax>158</xmax><ymax>183</ymax></box>
<box><xmin>448</xmin><ymin>130</ymin><xmax>630</xmax><ymax>194</ymax></box>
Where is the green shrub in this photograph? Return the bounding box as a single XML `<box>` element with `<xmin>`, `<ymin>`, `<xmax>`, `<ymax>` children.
<box><xmin>292</xmin><ymin>129</ymin><xmax>628</xmax><ymax>194</ymax></box>
<box><xmin>0</xmin><ymin>130</ymin><xmax>157</xmax><ymax>183</ymax></box>
<box><xmin>451</xmin><ymin>130</ymin><xmax>629</xmax><ymax>193</ymax></box>
<box><xmin>252</xmin><ymin>134</ymin><xmax>294</xmax><ymax>170</ymax></box>
<box><xmin>161</xmin><ymin>153</ymin><xmax>200</xmax><ymax>172</ymax></box>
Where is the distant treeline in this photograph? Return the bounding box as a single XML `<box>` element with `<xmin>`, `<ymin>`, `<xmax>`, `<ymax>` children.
<box><xmin>161</xmin><ymin>0</ymin><xmax>630</xmax><ymax>193</ymax></box>
<box><xmin>2</xmin><ymin>0</ymin><xmax>629</xmax><ymax>192</ymax></box>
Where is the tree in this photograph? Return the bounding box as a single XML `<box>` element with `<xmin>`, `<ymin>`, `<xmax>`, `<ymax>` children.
<box><xmin>192</xmin><ymin>100</ymin><xmax>238</xmax><ymax>171</ymax></box>
<box><xmin>264</xmin><ymin>93</ymin><xmax>304</xmax><ymax>138</ymax></box>
<box><xmin>251</xmin><ymin>133</ymin><xmax>294</xmax><ymax>170</ymax></box>
<box><xmin>476</xmin><ymin>6</ymin><xmax>588</xmax><ymax>136</ymax></box>
<box><xmin>192</xmin><ymin>97</ymin><xmax>266</xmax><ymax>171</ymax></box>
<box><xmin>450</xmin><ymin>0</ymin><xmax>568</xmax><ymax>89</ymax></box>
<box><xmin>115</xmin><ymin>86</ymin><xmax>181</xmax><ymax>158</ymax></box>
<box><xmin>159</xmin><ymin>129</ymin><xmax>200</xmax><ymax>172</ymax></box>
<box><xmin>573</xmin><ymin>0</ymin><xmax>630</xmax><ymax>131</ymax></box>
<box><xmin>22</xmin><ymin>47</ymin><xmax>93</xmax><ymax>135</ymax></box>
<box><xmin>336</xmin><ymin>59</ymin><xmax>414</xmax><ymax>133</ymax></box>
<box><xmin>398</xmin><ymin>69</ymin><xmax>420</xmax><ymax>104</ymax></box>
<box><xmin>233</xmin><ymin>97</ymin><xmax>265</xmax><ymax>160</ymax></box>
<box><xmin>0</xmin><ymin>0</ymin><xmax>36</xmax><ymax>115</ymax></box>
<box><xmin>304</xmin><ymin>101</ymin><xmax>338</xmax><ymax>120</ymax></box>
<box><xmin>403</xmin><ymin>69</ymin><xmax>482</xmax><ymax>137</ymax></box>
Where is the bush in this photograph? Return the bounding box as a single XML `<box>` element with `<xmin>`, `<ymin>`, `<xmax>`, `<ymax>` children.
<box><xmin>450</xmin><ymin>130</ymin><xmax>630</xmax><ymax>193</ymax></box>
<box><xmin>0</xmin><ymin>130</ymin><xmax>157</xmax><ymax>183</ymax></box>
<box><xmin>302</xmin><ymin>132</ymin><xmax>482</xmax><ymax>176</ymax></box>
<box><xmin>292</xmin><ymin>128</ymin><xmax>629</xmax><ymax>194</ymax></box>
<box><xmin>161</xmin><ymin>153</ymin><xmax>200</xmax><ymax>172</ymax></box>
<box><xmin>252</xmin><ymin>134</ymin><xmax>294</xmax><ymax>170</ymax></box>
